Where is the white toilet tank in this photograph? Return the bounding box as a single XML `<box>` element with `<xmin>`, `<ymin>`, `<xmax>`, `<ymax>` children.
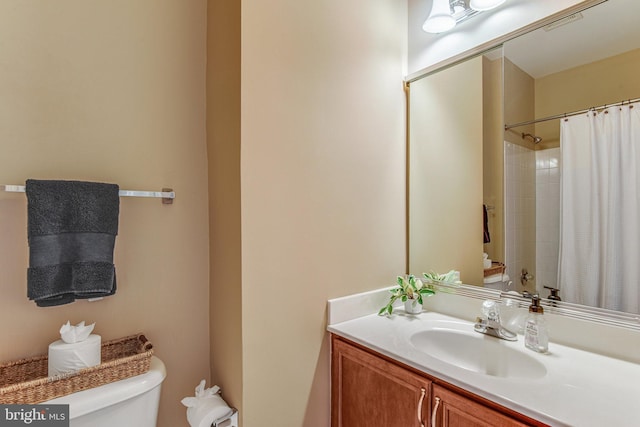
<box><xmin>483</xmin><ymin>273</ymin><xmax>512</xmax><ymax>291</ymax></box>
<box><xmin>45</xmin><ymin>356</ymin><xmax>166</xmax><ymax>427</ymax></box>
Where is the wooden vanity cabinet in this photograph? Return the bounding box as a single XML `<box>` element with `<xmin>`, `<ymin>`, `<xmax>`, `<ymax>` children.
<box><xmin>331</xmin><ymin>335</ymin><xmax>546</xmax><ymax>427</ymax></box>
<box><xmin>331</xmin><ymin>336</ymin><xmax>431</xmax><ymax>427</ymax></box>
<box><xmin>431</xmin><ymin>384</ymin><xmax>530</xmax><ymax>427</ymax></box>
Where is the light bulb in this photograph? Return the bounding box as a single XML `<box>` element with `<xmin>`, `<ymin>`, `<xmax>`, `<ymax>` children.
<box><xmin>423</xmin><ymin>0</ymin><xmax>456</xmax><ymax>33</ymax></box>
<box><xmin>470</xmin><ymin>0</ymin><xmax>506</xmax><ymax>11</ymax></box>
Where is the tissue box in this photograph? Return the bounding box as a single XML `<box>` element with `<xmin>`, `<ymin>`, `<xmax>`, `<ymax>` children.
<box><xmin>0</xmin><ymin>334</ymin><xmax>153</xmax><ymax>404</ymax></box>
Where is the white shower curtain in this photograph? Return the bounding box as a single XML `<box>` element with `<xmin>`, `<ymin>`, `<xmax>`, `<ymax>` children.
<box><xmin>558</xmin><ymin>102</ymin><xmax>640</xmax><ymax>313</ymax></box>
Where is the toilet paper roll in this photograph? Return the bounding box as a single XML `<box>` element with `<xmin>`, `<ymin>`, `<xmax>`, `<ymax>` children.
<box><xmin>483</xmin><ymin>259</ymin><xmax>492</xmax><ymax>269</ymax></box>
<box><xmin>48</xmin><ymin>334</ymin><xmax>101</xmax><ymax>376</ymax></box>
<box><xmin>186</xmin><ymin>395</ymin><xmax>233</xmax><ymax>427</ymax></box>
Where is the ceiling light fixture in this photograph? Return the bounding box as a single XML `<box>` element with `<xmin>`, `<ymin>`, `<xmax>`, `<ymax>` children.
<box><xmin>422</xmin><ymin>0</ymin><xmax>456</xmax><ymax>34</ymax></box>
<box><xmin>423</xmin><ymin>0</ymin><xmax>507</xmax><ymax>34</ymax></box>
<box><xmin>470</xmin><ymin>0</ymin><xmax>506</xmax><ymax>12</ymax></box>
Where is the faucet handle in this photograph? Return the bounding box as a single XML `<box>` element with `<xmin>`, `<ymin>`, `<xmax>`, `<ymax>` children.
<box><xmin>544</xmin><ymin>286</ymin><xmax>562</xmax><ymax>301</ymax></box>
<box><xmin>481</xmin><ymin>299</ymin><xmax>501</xmax><ymax>322</ymax></box>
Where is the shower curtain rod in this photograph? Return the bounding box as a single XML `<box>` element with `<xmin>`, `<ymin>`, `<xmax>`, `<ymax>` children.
<box><xmin>1</xmin><ymin>185</ymin><xmax>175</xmax><ymax>204</ymax></box>
<box><xmin>504</xmin><ymin>97</ymin><xmax>640</xmax><ymax>130</ymax></box>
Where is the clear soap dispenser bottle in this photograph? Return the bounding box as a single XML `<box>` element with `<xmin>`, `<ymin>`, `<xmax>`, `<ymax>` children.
<box><xmin>524</xmin><ymin>295</ymin><xmax>548</xmax><ymax>353</ymax></box>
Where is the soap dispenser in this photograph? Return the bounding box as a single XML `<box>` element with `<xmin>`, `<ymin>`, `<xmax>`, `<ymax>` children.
<box><xmin>524</xmin><ymin>295</ymin><xmax>548</xmax><ymax>353</ymax></box>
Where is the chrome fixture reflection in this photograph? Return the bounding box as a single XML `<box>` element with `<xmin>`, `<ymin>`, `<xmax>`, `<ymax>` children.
<box><xmin>522</xmin><ymin>132</ymin><xmax>542</xmax><ymax>144</ymax></box>
<box><xmin>423</xmin><ymin>0</ymin><xmax>507</xmax><ymax>34</ymax></box>
<box><xmin>521</xmin><ymin>268</ymin><xmax>535</xmax><ymax>286</ymax></box>
<box><xmin>470</xmin><ymin>0</ymin><xmax>506</xmax><ymax>12</ymax></box>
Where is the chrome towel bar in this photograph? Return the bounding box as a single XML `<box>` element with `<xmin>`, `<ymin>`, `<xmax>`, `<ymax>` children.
<box><xmin>1</xmin><ymin>185</ymin><xmax>175</xmax><ymax>204</ymax></box>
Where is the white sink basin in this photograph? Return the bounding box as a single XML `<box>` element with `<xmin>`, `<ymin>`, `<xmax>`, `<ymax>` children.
<box><xmin>410</xmin><ymin>325</ymin><xmax>547</xmax><ymax>379</ymax></box>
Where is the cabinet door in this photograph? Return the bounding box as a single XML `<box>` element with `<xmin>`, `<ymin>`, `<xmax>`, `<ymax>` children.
<box><xmin>432</xmin><ymin>384</ymin><xmax>531</xmax><ymax>427</ymax></box>
<box><xmin>332</xmin><ymin>336</ymin><xmax>431</xmax><ymax>427</ymax></box>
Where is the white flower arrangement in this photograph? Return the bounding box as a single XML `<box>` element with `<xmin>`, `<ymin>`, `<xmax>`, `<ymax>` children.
<box><xmin>378</xmin><ymin>275</ymin><xmax>435</xmax><ymax>316</ymax></box>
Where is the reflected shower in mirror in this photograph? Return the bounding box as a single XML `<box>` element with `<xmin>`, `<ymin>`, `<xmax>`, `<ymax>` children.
<box><xmin>502</xmin><ymin>0</ymin><xmax>640</xmax><ymax>313</ymax></box>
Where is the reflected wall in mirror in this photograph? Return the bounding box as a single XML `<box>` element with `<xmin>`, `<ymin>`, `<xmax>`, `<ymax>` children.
<box><xmin>409</xmin><ymin>47</ymin><xmax>503</xmax><ymax>288</ymax></box>
<box><xmin>409</xmin><ymin>0</ymin><xmax>640</xmax><ymax>316</ymax></box>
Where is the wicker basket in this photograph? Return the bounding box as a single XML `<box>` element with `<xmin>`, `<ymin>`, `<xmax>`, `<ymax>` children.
<box><xmin>483</xmin><ymin>261</ymin><xmax>506</xmax><ymax>277</ymax></box>
<box><xmin>0</xmin><ymin>334</ymin><xmax>153</xmax><ymax>404</ymax></box>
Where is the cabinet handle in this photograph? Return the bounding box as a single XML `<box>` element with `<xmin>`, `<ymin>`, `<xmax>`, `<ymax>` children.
<box><xmin>431</xmin><ymin>396</ymin><xmax>441</xmax><ymax>427</ymax></box>
<box><xmin>417</xmin><ymin>387</ymin><xmax>426</xmax><ymax>427</ymax></box>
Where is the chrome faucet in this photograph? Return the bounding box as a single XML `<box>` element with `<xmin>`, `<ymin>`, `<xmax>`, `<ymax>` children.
<box><xmin>474</xmin><ymin>300</ymin><xmax>517</xmax><ymax>341</ymax></box>
<box><xmin>521</xmin><ymin>268</ymin><xmax>535</xmax><ymax>287</ymax></box>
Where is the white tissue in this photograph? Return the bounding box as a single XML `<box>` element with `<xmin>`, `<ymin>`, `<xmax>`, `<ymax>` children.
<box><xmin>483</xmin><ymin>259</ymin><xmax>492</xmax><ymax>269</ymax></box>
<box><xmin>60</xmin><ymin>321</ymin><xmax>95</xmax><ymax>344</ymax></box>
<box><xmin>182</xmin><ymin>380</ymin><xmax>233</xmax><ymax>427</ymax></box>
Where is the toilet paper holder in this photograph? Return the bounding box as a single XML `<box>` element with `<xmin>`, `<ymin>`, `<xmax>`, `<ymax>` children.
<box><xmin>211</xmin><ymin>406</ymin><xmax>238</xmax><ymax>427</ymax></box>
<box><xmin>182</xmin><ymin>379</ymin><xmax>238</xmax><ymax>427</ymax></box>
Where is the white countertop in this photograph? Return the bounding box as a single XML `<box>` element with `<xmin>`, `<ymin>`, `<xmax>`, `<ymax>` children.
<box><xmin>328</xmin><ymin>310</ymin><xmax>640</xmax><ymax>427</ymax></box>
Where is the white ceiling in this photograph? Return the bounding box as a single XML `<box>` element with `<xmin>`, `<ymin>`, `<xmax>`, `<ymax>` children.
<box><xmin>504</xmin><ymin>0</ymin><xmax>640</xmax><ymax>78</ymax></box>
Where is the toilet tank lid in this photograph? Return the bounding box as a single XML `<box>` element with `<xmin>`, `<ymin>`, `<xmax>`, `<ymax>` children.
<box><xmin>483</xmin><ymin>273</ymin><xmax>510</xmax><ymax>284</ymax></box>
<box><xmin>44</xmin><ymin>356</ymin><xmax>166</xmax><ymax>419</ymax></box>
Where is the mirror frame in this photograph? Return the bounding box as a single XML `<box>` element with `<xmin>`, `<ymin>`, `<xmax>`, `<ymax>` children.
<box><xmin>405</xmin><ymin>0</ymin><xmax>640</xmax><ymax>331</ymax></box>
<box><xmin>430</xmin><ymin>281</ymin><xmax>640</xmax><ymax>331</ymax></box>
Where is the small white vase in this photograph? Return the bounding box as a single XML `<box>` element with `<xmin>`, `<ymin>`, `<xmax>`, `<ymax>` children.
<box><xmin>404</xmin><ymin>299</ymin><xmax>422</xmax><ymax>314</ymax></box>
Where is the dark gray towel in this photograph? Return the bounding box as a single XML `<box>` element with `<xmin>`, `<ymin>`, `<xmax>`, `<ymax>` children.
<box><xmin>483</xmin><ymin>204</ymin><xmax>491</xmax><ymax>244</ymax></box>
<box><xmin>26</xmin><ymin>179</ymin><xmax>120</xmax><ymax>307</ymax></box>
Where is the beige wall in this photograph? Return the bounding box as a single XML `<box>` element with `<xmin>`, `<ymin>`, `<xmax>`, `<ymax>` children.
<box><xmin>207</xmin><ymin>0</ymin><xmax>243</xmax><ymax>418</ymax></box>
<box><xmin>0</xmin><ymin>2</ymin><xmax>209</xmax><ymax>427</ymax></box>
<box><xmin>504</xmin><ymin>58</ymin><xmax>536</xmax><ymax>148</ymax></box>
<box><xmin>239</xmin><ymin>0</ymin><xmax>407</xmax><ymax>426</ymax></box>
<box><xmin>409</xmin><ymin>56</ymin><xmax>484</xmax><ymax>286</ymax></box>
<box><xmin>482</xmin><ymin>56</ymin><xmax>505</xmax><ymax>265</ymax></box>
<box><xmin>535</xmin><ymin>48</ymin><xmax>640</xmax><ymax>146</ymax></box>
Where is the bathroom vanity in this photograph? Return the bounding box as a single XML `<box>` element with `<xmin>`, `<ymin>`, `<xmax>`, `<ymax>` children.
<box><xmin>328</xmin><ymin>302</ymin><xmax>640</xmax><ymax>427</ymax></box>
<box><xmin>332</xmin><ymin>335</ymin><xmax>539</xmax><ymax>426</ymax></box>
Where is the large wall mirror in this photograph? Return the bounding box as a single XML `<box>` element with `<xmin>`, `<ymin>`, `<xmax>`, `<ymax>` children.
<box><xmin>409</xmin><ymin>0</ymin><xmax>640</xmax><ymax>320</ymax></box>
